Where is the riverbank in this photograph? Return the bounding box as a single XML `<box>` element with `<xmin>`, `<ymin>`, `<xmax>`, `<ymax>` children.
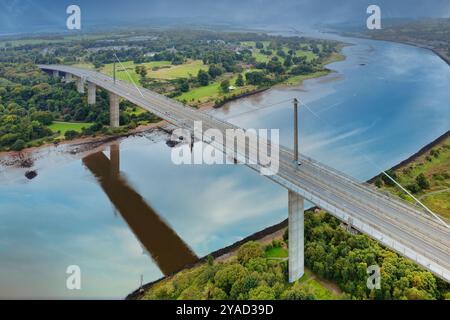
<box><xmin>0</xmin><ymin>46</ymin><xmax>346</xmax><ymax>162</ymax></box>
<box><xmin>338</xmin><ymin>32</ymin><xmax>450</xmax><ymax>67</ymax></box>
<box><xmin>372</xmin><ymin>37</ymin><xmax>450</xmax><ymax>66</ymax></box>
<box><xmin>127</xmin><ymin>128</ymin><xmax>450</xmax><ymax>300</ymax></box>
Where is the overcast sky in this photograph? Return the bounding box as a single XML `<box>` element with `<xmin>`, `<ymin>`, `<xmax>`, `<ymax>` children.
<box><xmin>1</xmin><ymin>0</ymin><xmax>449</xmax><ymax>34</ymax></box>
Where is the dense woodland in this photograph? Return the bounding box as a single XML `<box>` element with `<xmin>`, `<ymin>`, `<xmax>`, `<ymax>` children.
<box><xmin>0</xmin><ymin>63</ymin><xmax>156</xmax><ymax>151</ymax></box>
<box><xmin>142</xmin><ymin>210</ymin><xmax>450</xmax><ymax>300</ymax></box>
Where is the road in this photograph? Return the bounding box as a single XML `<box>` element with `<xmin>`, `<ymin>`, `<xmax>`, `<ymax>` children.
<box><xmin>38</xmin><ymin>64</ymin><xmax>450</xmax><ymax>282</ymax></box>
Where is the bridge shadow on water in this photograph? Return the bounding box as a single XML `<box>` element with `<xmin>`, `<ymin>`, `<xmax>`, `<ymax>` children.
<box><xmin>82</xmin><ymin>144</ymin><xmax>198</xmax><ymax>276</ymax></box>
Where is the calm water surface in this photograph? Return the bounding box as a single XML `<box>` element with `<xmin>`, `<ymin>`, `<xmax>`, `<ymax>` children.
<box><xmin>0</xmin><ymin>34</ymin><xmax>449</xmax><ymax>298</ymax></box>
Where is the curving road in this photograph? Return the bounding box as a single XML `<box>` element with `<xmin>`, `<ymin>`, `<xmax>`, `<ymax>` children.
<box><xmin>38</xmin><ymin>64</ymin><xmax>450</xmax><ymax>282</ymax></box>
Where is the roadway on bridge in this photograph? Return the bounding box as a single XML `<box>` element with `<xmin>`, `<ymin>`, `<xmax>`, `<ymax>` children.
<box><xmin>39</xmin><ymin>64</ymin><xmax>450</xmax><ymax>282</ymax></box>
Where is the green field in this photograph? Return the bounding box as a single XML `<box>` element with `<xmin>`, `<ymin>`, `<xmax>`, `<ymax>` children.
<box><xmin>265</xmin><ymin>246</ymin><xmax>288</xmax><ymax>258</ymax></box>
<box><xmin>177</xmin><ymin>72</ymin><xmax>256</xmax><ymax>105</ymax></box>
<box><xmin>49</xmin><ymin>121</ymin><xmax>93</xmax><ymax>138</ymax></box>
<box><xmin>150</xmin><ymin>60</ymin><xmax>207</xmax><ymax>80</ymax></box>
<box><xmin>101</xmin><ymin>59</ymin><xmax>207</xmax><ymax>84</ymax></box>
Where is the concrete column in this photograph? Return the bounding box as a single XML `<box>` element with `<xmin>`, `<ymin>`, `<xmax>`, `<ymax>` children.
<box><xmin>110</xmin><ymin>143</ymin><xmax>120</xmax><ymax>179</ymax></box>
<box><xmin>109</xmin><ymin>92</ymin><xmax>120</xmax><ymax>128</ymax></box>
<box><xmin>76</xmin><ymin>77</ymin><xmax>85</xmax><ymax>94</ymax></box>
<box><xmin>65</xmin><ymin>73</ymin><xmax>73</xmax><ymax>83</ymax></box>
<box><xmin>87</xmin><ymin>82</ymin><xmax>96</xmax><ymax>105</ymax></box>
<box><xmin>288</xmin><ymin>190</ymin><xmax>304</xmax><ymax>282</ymax></box>
<box><xmin>53</xmin><ymin>70</ymin><xmax>59</xmax><ymax>77</ymax></box>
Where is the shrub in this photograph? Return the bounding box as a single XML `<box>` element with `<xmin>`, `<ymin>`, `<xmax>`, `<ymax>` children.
<box><xmin>248</xmin><ymin>284</ymin><xmax>276</xmax><ymax>300</ymax></box>
<box><xmin>64</xmin><ymin>130</ymin><xmax>79</xmax><ymax>140</ymax></box>
<box><xmin>281</xmin><ymin>283</ymin><xmax>316</xmax><ymax>300</ymax></box>
<box><xmin>416</xmin><ymin>173</ymin><xmax>430</xmax><ymax>190</ymax></box>
<box><xmin>237</xmin><ymin>241</ymin><xmax>264</xmax><ymax>265</ymax></box>
<box><xmin>11</xmin><ymin>139</ymin><xmax>25</xmax><ymax>151</ymax></box>
<box><xmin>214</xmin><ymin>264</ymin><xmax>246</xmax><ymax>294</ymax></box>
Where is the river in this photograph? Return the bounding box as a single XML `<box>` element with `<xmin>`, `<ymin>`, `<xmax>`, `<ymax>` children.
<box><xmin>0</xmin><ymin>33</ymin><xmax>449</xmax><ymax>299</ymax></box>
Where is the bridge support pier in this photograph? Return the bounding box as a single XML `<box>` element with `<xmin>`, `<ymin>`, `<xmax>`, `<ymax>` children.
<box><xmin>65</xmin><ymin>73</ymin><xmax>73</xmax><ymax>83</ymax></box>
<box><xmin>76</xmin><ymin>77</ymin><xmax>85</xmax><ymax>94</ymax></box>
<box><xmin>53</xmin><ymin>70</ymin><xmax>59</xmax><ymax>78</ymax></box>
<box><xmin>288</xmin><ymin>190</ymin><xmax>304</xmax><ymax>283</ymax></box>
<box><xmin>88</xmin><ymin>82</ymin><xmax>96</xmax><ymax>105</ymax></box>
<box><xmin>109</xmin><ymin>92</ymin><xmax>120</xmax><ymax>128</ymax></box>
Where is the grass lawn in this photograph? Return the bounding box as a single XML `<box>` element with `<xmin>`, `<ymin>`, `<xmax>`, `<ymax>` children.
<box><xmin>149</xmin><ymin>60</ymin><xmax>207</xmax><ymax>80</ymax></box>
<box><xmin>178</xmin><ymin>80</ymin><xmax>221</xmax><ymax>102</ymax></box>
<box><xmin>101</xmin><ymin>59</ymin><xmax>207</xmax><ymax>84</ymax></box>
<box><xmin>265</xmin><ymin>246</ymin><xmax>288</xmax><ymax>258</ymax></box>
<box><xmin>177</xmin><ymin>72</ymin><xmax>256</xmax><ymax>106</ymax></box>
<box><xmin>49</xmin><ymin>121</ymin><xmax>93</xmax><ymax>138</ymax></box>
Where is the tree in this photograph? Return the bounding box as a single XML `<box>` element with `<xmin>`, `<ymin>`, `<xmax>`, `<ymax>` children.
<box><xmin>416</xmin><ymin>173</ymin><xmax>430</xmax><ymax>190</ymax></box>
<box><xmin>177</xmin><ymin>79</ymin><xmax>189</xmax><ymax>92</ymax></box>
<box><xmin>214</xmin><ymin>264</ymin><xmax>246</xmax><ymax>294</ymax></box>
<box><xmin>64</xmin><ymin>130</ymin><xmax>79</xmax><ymax>140</ymax></box>
<box><xmin>237</xmin><ymin>241</ymin><xmax>264</xmax><ymax>265</ymax></box>
<box><xmin>11</xmin><ymin>139</ymin><xmax>25</xmax><ymax>151</ymax></box>
<box><xmin>248</xmin><ymin>284</ymin><xmax>275</xmax><ymax>300</ymax></box>
<box><xmin>284</xmin><ymin>55</ymin><xmax>293</xmax><ymax>68</ymax></box>
<box><xmin>208</xmin><ymin>64</ymin><xmax>224</xmax><ymax>79</ymax></box>
<box><xmin>197</xmin><ymin>70</ymin><xmax>210</xmax><ymax>86</ymax></box>
<box><xmin>255</xmin><ymin>42</ymin><xmax>264</xmax><ymax>49</ymax></box>
<box><xmin>220</xmin><ymin>80</ymin><xmax>230</xmax><ymax>93</ymax></box>
<box><xmin>374</xmin><ymin>177</ymin><xmax>383</xmax><ymax>188</ymax></box>
<box><xmin>235</xmin><ymin>74</ymin><xmax>244</xmax><ymax>87</ymax></box>
<box><xmin>245</xmin><ymin>71</ymin><xmax>268</xmax><ymax>85</ymax></box>
<box><xmin>281</xmin><ymin>283</ymin><xmax>316</xmax><ymax>300</ymax></box>
<box><xmin>229</xmin><ymin>273</ymin><xmax>259</xmax><ymax>299</ymax></box>
<box><xmin>31</xmin><ymin>111</ymin><xmax>54</xmax><ymax>125</ymax></box>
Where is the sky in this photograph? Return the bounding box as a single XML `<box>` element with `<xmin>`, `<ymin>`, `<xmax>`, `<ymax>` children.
<box><xmin>0</xmin><ymin>0</ymin><xmax>449</xmax><ymax>34</ymax></box>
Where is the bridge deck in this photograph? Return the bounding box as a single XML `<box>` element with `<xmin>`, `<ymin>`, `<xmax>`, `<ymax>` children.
<box><xmin>39</xmin><ymin>65</ymin><xmax>450</xmax><ymax>282</ymax></box>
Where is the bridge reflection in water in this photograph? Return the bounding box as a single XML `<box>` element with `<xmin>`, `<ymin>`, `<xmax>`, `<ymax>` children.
<box><xmin>82</xmin><ymin>144</ymin><xmax>198</xmax><ymax>276</ymax></box>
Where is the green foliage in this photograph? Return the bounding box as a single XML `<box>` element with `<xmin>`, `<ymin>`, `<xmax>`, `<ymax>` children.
<box><xmin>248</xmin><ymin>284</ymin><xmax>276</xmax><ymax>300</ymax></box>
<box><xmin>374</xmin><ymin>177</ymin><xmax>383</xmax><ymax>188</ymax></box>
<box><xmin>220</xmin><ymin>79</ymin><xmax>230</xmax><ymax>93</ymax></box>
<box><xmin>300</xmin><ymin>210</ymin><xmax>449</xmax><ymax>300</ymax></box>
<box><xmin>416</xmin><ymin>173</ymin><xmax>430</xmax><ymax>190</ymax></box>
<box><xmin>214</xmin><ymin>263</ymin><xmax>246</xmax><ymax>294</ymax></box>
<box><xmin>281</xmin><ymin>282</ymin><xmax>316</xmax><ymax>300</ymax></box>
<box><xmin>235</xmin><ymin>74</ymin><xmax>244</xmax><ymax>87</ymax></box>
<box><xmin>237</xmin><ymin>241</ymin><xmax>264</xmax><ymax>265</ymax></box>
<box><xmin>197</xmin><ymin>69</ymin><xmax>210</xmax><ymax>86</ymax></box>
<box><xmin>11</xmin><ymin>139</ymin><xmax>25</xmax><ymax>151</ymax></box>
<box><xmin>64</xmin><ymin>130</ymin><xmax>79</xmax><ymax>140</ymax></box>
